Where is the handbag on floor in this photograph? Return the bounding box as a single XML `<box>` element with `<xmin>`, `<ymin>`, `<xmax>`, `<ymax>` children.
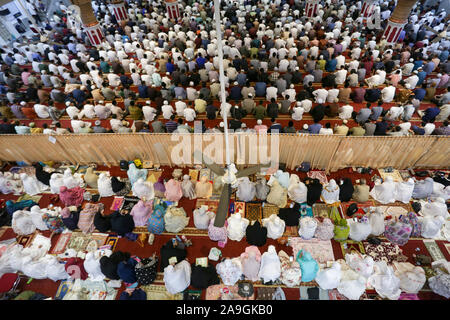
<box><xmin>135</xmin><ymin>255</ymin><xmax>159</xmax><ymax>285</ymax></box>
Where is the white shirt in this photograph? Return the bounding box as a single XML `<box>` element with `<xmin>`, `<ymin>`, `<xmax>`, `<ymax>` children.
<box><xmin>34</xmin><ymin>104</ymin><xmax>49</xmax><ymax>118</ymax></box>
<box><xmin>301</xmin><ymin>99</ymin><xmax>313</xmax><ymax>113</ymax></box>
<box><xmin>313</xmin><ymin>89</ymin><xmax>328</xmax><ymax>103</ymax></box>
<box><xmin>292</xmin><ymin>106</ymin><xmax>305</xmax><ymax>121</ymax></box>
<box><xmin>424</xmin><ymin>123</ymin><xmax>435</xmax><ymax>135</ymax></box>
<box><xmin>183</xmin><ymin>108</ymin><xmax>196</xmax><ymax>122</ymax></box>
<box><xmin>142</xmin><ymin>106</ymin><xmax>157</xmax><ymax>122</ymax></box>
<box><xmin>175</xmin><ymin>101</ymin><xmax>187</xmax><ymax>116</ymax></box>
<box><xmin>327</xmin><ymin>89</ymin><xmax>340</xmax><ymax>103</ymax></box>
<box><xmin>381</xmin><ymin>86</ymin><xmax>396</xmax><ymax>103</ymax></box>
<box><xmin>266</xmin><ymin>87</ymin><xmax>278</xmax><ymax>101</ymax></box>
<box><xmin>335</xmin><ymin>70</ymin><xmax>347</xmax><ymax>85</ymax></box>
<box><xmin>339</xmin><ymin>105</ymin><xmax>354</xmax><ymax>120</ymax></box>
<box><xmin>107</xmin><ymin>73</ymin><xmax>121</xmax><ymax>87</ymax></box>
<box><xmin>66</xmin><ymin>106</ymin><xmax>80</xmax><ymax>119</ymax></box>
<box><xmin>161</xmin><ymin>104</ymin><xmax>174</xmax><ymax>119</ymax></box>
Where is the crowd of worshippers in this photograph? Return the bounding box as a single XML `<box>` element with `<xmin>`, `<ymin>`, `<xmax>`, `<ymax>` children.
<box><xmin>0</xmin><ymin>0</ymin><xmax>449</xmax><ymax>136</ymax></box>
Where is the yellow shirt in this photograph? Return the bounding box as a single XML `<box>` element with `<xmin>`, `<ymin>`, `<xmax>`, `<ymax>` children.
<box><xmin>334</xmin><ymin>125</ymin><xmax>349</xmax><ymax>136</ymax></box>
<box><xmin>194</xmin><ymin>99</ymin><xmax>207</xmax><ymax>113</ymax></box>
<box><xmin>30</xmin><ymin>128</ymin><xmax>43</xmax><ymax>134</ymax></box>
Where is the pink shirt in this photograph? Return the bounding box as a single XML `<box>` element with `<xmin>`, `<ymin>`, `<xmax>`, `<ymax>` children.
<box><xmin>438</xmin><ymin>74</ymin><xmax>449</xmax><ymax>88</ymax></box>
<box><xmin>21</xmin><ymin>72</ymin><xmax>31</xmax><ymax>86</ymax></box>
<box><xmin>254</xmin><ymin>124</ymin><xmax>268</xmax><ymax>133</ymax></box>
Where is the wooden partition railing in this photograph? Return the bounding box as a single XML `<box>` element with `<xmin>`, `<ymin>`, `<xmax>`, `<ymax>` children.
<box><xmin>0</xmin><ymin>134</ymin><xmax>449</xmax><ymax>172</ymax></box>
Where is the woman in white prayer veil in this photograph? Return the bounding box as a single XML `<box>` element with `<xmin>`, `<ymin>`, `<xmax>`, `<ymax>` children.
<box><xmin>62</xmin><ymin>168</ymin><xmax>83</xmax><ymax>189</ymax></box>
<box><xmin>258</xmin><ymin>245</ymin><xmax>281</xmax><ymax>283</ymax></box>
<box><xmin>287</xmin><ymin>174</ymin><xmax>307</xmax><ymax>203</ymax></box>
<box><xmin>262</xmin><ymin>214</ymin><xmax>285</xmax><ymax>240</ymax></box>
<box><xmin>132</xmin><ymin>178</ymin><xmax>155</xmax><ymax>200</ymax></box>
<box><xmin>163</xmin><ymin>259</ymin><xmax>191</xmax><ymax>294</ymax></box>
<box><xmin>227</xmin><ymin>212</ymin><xmax>249</xmax><ymax>241</ymax></box>
<box><xmin>321</xmin><ymin>179</ymin><xmax>340</xmax><ymax>204</ymax></box>
<box><xmin>49</xmin><ymin>173</ymin><xmax>65</xmax><ymax>194</ymax></box>
<box><xmin>394</xmin><ymin>178</ymin><xmax>415</xmax><ymax>204</ymax></box>
<box><xmin>97</xmin><ymin>173</ymin><xmax>114</xmax><ymax>197</ymax></box>
<box><xmin>370</xmin><ymin>176</ymin><xmax>396</xmax><ymax>204</ymax></box>
<box><xmin>236</xmin><ymin>177</ymin><xmax>256</xmax><ymax>202</ymax></box>
<box><xmin>421</xmin><ymin>198</ymin><xmax>449</xmax><ymax>218</ymax></box>
<box><xmin>20</xmin><ymin>173</ymin><xmax>45</xmax><ymax>196</ymax></box>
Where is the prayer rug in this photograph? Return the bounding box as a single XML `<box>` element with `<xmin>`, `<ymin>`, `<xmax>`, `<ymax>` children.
<box><xmin>50</xmin><ymin>232</ymin><xmax>72</xmax><ymax>255</ymax></box>
<box><xmin>0</xmin><ymin>227</ymin><xmax>6</xmax><ymax>239</ymax></box>
<box><xmin>378</xmin><ymin>168</ymin><xmax>403</xmax><ymax>182</ymax></box>
<box><xmin>245</xmin><ymin>202</ymin><xmax>262</xmax><ymax>222</ymax></box>
<box><xmin>146</xmin><ymin>171</ymin><xmax>162</xmax><ymax>184</ymax></box>
<box><xmin>110</xmin><ymin>197</ymin><xmax>124</xmax><ymax>211</ymax></box>
<box><xmin>262</xmin><ymin>203</ymin><xmax>279</xmax><ymax>219</ymax></box>
<box><xmin>188</xmin><ymin>169</ymin><xmax>199</xmax><ymax>182</ymax></box>
<box><xmin>90</xmin><ymin>233</ymin><xmax>109</xmax><ymax>248</ymax></box>
<box><xmin>17</xmin><ymin>233</ymin><xmax>35</xmax><ymax>248</ymax></box>
<box><xmin>328</xmin><ymin>289</ymin><xmax>348</xmax><ymax>300</ymax></box>
<box><xmin>340</xmin><ymin>201</ymin><xmax>374</xmax><ymax>219</ymax></box>
<box><xmin>328</xmin><ymin>289</ymin><xmax>369</xmax><ymax>300</ymax></box>
<box><xmin>423</xmin><ymin>240</ymin><xmax>446</xmax><ymax>262</ymax></box>
<box><xmin>142</xmin><ymin>284</ymin><xmax>183</xmax><ymax>300</ymax></box>
<box><xmin>374</xmin><ymin>204</ymin><xmax>411</xmax><ymax>219</ymax></box>
<box><xmin>399</xmin><ymin>293</ymin><xmax>420</xmax><ymax>300</ymax></box>
<box><xmin>199</xmin><ymin>168</ymin><xmax>211</xmax><ymax>181</ymax></box>
<box><xmin>363</xmin><ymin>241</ymin><xmax>402</xmax><ymax>265</ymax></box>
<box><xmin>105</xmin><ymin>235</ymin><xmax>119</xmax><ymax>251</ymax></box>
<box><xmin>288</xmin><ymin>238</ymin><xmax>335</xmax><ymax>264</ymax></box>
<box><xmin>67</xmin><ymin>232</ymin><xmax>90</xmax><ymax>252</ymax></box>
<box><xmin>17</xmin><ymin>194</ymin><xmax>42</xmax><ymax>204</ymax></box>
<box><xmin>205</xmin><ymin>284</ymin><xmax>255</xmax><ymax>300</ymax></box>
<box><xmin>54</xmin><ymin>279</ymin><xmax>73</xmax><ymax>300</ymax></box>
<box><xmin>307</xmin><ymin>171</ymin><xmax>328</xmax><ymax>185</ymax></box>
<box><xmin>283</xmin><ymin>226</ymin><xmax>298</xmax><ymax>238</ymax></box>
<box><xmin>133</xmin><ymin>226</ymin><xmax>208</xmax><ymax>237</ymax></box>
<box><xmin>340</xmin><ymin>240</ymin><xmax>366</xmax><ymax>257</ymax></box>
<box><xmin>234</xmin><ymin>201</ymin><xmax>246</xmax><ymax>215</ymax></box>
<box><xmin>312</xmin><ymin>203</ymin><xmax>338</xmax><ymax>218</ymax></box>
<box><xmin>444</xmin><ymin>243</ymin><xmax>450</xmax><ymax>256</ymax></box>
<box><xmin>195</xmin><ymin>199</ymin><xmax>219</xmax><ymax>213</ymax></box>
<box><xmin>121</xmin><ymin>196</ymin><xmax>140</xmax><ymax>211</ymax></box>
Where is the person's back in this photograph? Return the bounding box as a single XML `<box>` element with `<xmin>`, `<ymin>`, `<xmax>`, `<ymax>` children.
<box><xmin>128</xmin><ymin>105</ymin><xmax>143</xmax><ymax>120</ymax></box>
<box><xmin>254</xmin><ymin>103</ymin><xmax>267</xmax><ymax>120</ymax></box>
<box><xmin>349</xmin><ymin>126</ymin><xmax>366</xmax><ymax>136</ymax></box>
<box><xmin>151</xmin><ymin>119</ymin><xmax>166</xmax><ymax>133</ymax></box>
<box><xmin>374</xmin><ymin>120</ymin><xmax>388</xmax><ymax>136</ymax></box>
<box><xmin>267</xmin><ymin>100</ymin><xmax>279</xmax><ymax>119</ymax></box>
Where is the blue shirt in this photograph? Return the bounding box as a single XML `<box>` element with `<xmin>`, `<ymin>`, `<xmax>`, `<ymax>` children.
<box><xmin>411</xmin><ymin>125</ymin><xmax>425</xmax><ymax>135</ymax></box>
<box><xmin>31</xmin><ymin>52</ymin><xmax>41</xmax><ymax>61</ymax></box>
<box><xmin>422</xmin><ymin>62</ymin><xmax>434</xmax><ymax>75</ymax></box>
<box><xmin>254</xmin><ymin>82</ymin><xmax>267</xmax><ymax>97</ymax></box>
<box><xmin>325</xmin><ymin>59</ymin><xmax>337</xmax><ymax>72</ymax></box>
<box><xmin>138</xmin><ymin>85</ymin><xmax>148</xmax><ymax>98</ymax></box>
<box><xmin>166</xmin><ymin>62</ymin><xmax>175</xmax><ymax>73</ymax></box>
<box><xmin>422</xmin><ymin>107</ymin><xmax>440</xmax><ymax>123</ymax></box>
<box><xmin>196</xmin><ymin>57</ymin><xmax>206</xmax><ymax>68</ymax></box>
<box><xmin>236</xmin><ymin>73</ymin><xmax>247</xmax><ymax>86</ymax></box>
<box><xmin>413</xmin><ymin>88</ymin><xmax>426</xmax><ymax>101</ymax></box>
<box><xmin>71</xmin><ymin>89</ymin><xmax>86</xmax><ymax>105</ymax></box>
<box><xmin>308</xmin><ymin>123</ymin><xmax>322</xmax><ymax>134</ymax></box>
<box><xmin>229</xmin><ymin>86</ymin><xmax>242</xmax><ymax>100</ymax></box>
<box><xmin>3</xmin><ymin>56</ymin><xmax>14</xmax><ymax>65</ymax></box>
<box><xmin>412</xmin><ymin>60</ymin><xmax>423</xmax><ymax>71</ymax></box>
<box><xmin>417</xmin><ymin>71</ymin><xmax>427</xmax><ymax>86</ymax></box>
<box><xmin>369</xmin><ymin>106</ymin><xmax>384</xmax><ymax>121</ymax></box>
<box><xmin>439</xmin><ymin>50</ymin><xmax>449</xmax><ymax>62</ymax></box>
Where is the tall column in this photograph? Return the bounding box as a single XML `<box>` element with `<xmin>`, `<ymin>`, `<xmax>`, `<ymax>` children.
<box><xmin>383</xmin><ymin>0</ymin><xmax>417</xmax><ymax>44</ymax></box>
<box><xmin>361</xmin><ymin>0</ymin><xmax>376</xmax><ymax>19</ymax></box>
<box><xmin>165</xmin><ymin>0</ymin><xmax>181</xmax><ymax>20</ymax></box>
<box><xmin>108</xmin><ymin>0</ymin><xmax>128</xmax><ymax>22</ymax></box>
<box><xmin>71</xmin><ymin>0</ymin><xmax>103</xmax><ymax>46</ymax></box>
<box><xmin>305</xmin><ymin>0</ymin><xmax>320</xmax><ymax>18</ymax></box>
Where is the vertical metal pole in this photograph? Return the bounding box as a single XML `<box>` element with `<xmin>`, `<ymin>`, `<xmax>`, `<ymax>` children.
<box><xmin>213</xmin><ymin>0</ymin><xmax>231</xmax><ymax>168</ymax></box>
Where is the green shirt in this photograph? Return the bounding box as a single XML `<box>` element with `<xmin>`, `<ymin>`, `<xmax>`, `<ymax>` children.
<box><xmin>253</xmin><ymin>105</ymin><xmax>267</xmax><ymax>120</ymax></box>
